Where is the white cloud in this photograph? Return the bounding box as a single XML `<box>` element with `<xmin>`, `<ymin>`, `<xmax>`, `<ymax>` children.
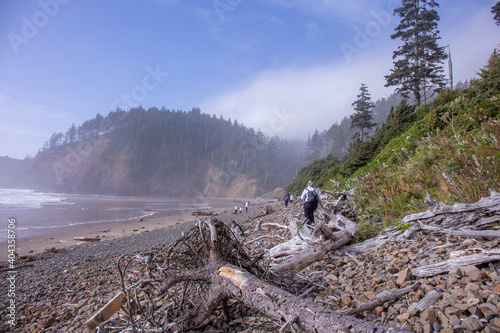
<box><xmin>201</xmin><ymin>52</ymin><xmax>394</xmax><ymax>141</ymax></box>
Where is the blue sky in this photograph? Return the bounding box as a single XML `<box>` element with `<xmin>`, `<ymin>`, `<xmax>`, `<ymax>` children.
<box><xmin>0</xmin><ymin>0</ymin><xmax>498</xmax><ymax>159</ymax></box>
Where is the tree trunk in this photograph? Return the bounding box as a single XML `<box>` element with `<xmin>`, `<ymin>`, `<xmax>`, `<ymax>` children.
<box><xmin>216</xmin><ymin>264</ymin><xmax>410</xmax><ymax>333</ymax></box>
<box><xmin>270</xmin><ymin>230</ymin><xmax>352</xmax><ymax>275</ymax></box>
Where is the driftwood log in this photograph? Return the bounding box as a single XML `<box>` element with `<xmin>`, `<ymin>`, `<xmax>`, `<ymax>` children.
<box><xmin>403</xmin><ymin>188</ymin><xmax>500</xmax><ymax>230</ymax></box>
<box><xmin>340</xmin><ymin>188</ymin><xmax>500</xmax><ymax>256</ymax></box>
<box><xmin>94</xmin><ymin>218</ymin><xmax>408</xmax><ymax>332</ymax></box>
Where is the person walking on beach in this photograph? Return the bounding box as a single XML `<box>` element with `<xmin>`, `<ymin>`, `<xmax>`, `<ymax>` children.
<box><xmin>300</xmin><ymin>180</ymin><xmax>322</xmax><ymax>225</ymax></box>
<box><xmin>245</xmin><ymin>201</ymin><xmax>249</xmax><ymax>213</ymax></box>
<box><xmin>234</xmin><ymin>205</ymin><xmax>238</xmax><ymax>214</ymax></box>
<box><xmin>283</xmin><ymin>193</ymin><xmax>290</xmax><ymax>208</ymax></box>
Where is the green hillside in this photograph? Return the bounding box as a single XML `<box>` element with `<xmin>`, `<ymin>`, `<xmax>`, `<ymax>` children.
<box><xmin>287</xmin><ymin>50</ymin><xmax>500</xmax><ymax>232</ymax></box>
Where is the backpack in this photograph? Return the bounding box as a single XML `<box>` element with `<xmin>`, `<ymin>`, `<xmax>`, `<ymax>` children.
<box><xmin>305</xmin><ymin>189</ymin><xmax>318</xmax><ymax>204</ymax></box>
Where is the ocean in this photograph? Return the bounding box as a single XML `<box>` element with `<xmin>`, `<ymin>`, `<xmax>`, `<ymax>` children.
<box><xmin>0</xmin><ymin>188</ymin><xmax>236</xmax><ymax>241</ymax></box>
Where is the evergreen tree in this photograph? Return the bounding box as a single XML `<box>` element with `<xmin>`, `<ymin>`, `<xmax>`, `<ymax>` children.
<box><xmin>385</xmin><ymin>0</ymin><xmax>448</xmax><ymax>107</ymax></box>
<box><xmin>350</xmin><ymin>83</ymin><xmax>376</xmax><ymax>142</ymax></box>
<box><xmin>492</xmin><ymin>1</ymin><xmax>500</xmax><ymax>26</ymax></box>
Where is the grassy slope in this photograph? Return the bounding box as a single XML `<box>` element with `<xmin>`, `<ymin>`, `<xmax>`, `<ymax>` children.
<box><xmin>287</xmin><ymin>51</ymin><xmax>500</xmax><ymax>236</ymax></box>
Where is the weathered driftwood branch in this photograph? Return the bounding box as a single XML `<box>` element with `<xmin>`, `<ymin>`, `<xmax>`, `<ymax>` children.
<box><xmin>268</xmin><ymin>210</ymin><xmax>357</xmax><ymax>261</ymax></box>
<box><xmin>271</xmin><ymin>230</ymin><xmax>353</xmax><ymax>275</ymax></box>
<box><xmin>403</xmin><ymin>189</ymin><xmax>500</xmax><ymax>229</ymax></box>
<box><xmin>261</xmin><ymin>222</ymin><xmax>289</xmax><ymax>229</ymax></box>
<box><xmin>339</xmin><ymin>282</ymin><xmax>420</xmax><ymax>316</ymax></box>
<box><xmin>417</xmin><ymin>220</ymin><xmax>500</xmax><ymax>238</ymax></box>
<box><xmin>339</xmin><ymin>189</ymin><xmax>500</xmax><ymax>255</ymax></box>
<box><xmin>411</xmin><ymin>252</ymin><xmax>500</xmax><ymax>277</ymax></box>
<box><xmin>415</xmin><ymin>290</ymin><xmax>442</xmax><ymax>312</ymax></box>
<box><xmin>86</xmin><ymin>292</ymin><xmax>129</xmax><ymax>331</ymax></box>
<box><xmin>192</xmin><ymin>210</ymin><xmax>214</xmax><ymax>216</ymax></box>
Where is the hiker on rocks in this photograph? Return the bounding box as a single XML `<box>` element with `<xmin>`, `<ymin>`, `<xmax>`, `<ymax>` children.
<box><xmin>283</xmin><ymin>193</ymin><xmax>290</xmax><ymax>208</ymax></box>
<box><xmin>300</xmin><ymin>180</ymin><xmax>322</xmax><ymax>225</ymax></box>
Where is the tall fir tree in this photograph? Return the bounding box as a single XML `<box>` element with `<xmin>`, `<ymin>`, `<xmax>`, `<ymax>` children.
<box><xmin>492</xmin><ymin>1</ymin><xmax>500</xmax><ymax>26</ymax></box>
<box><xmin>350</xmin><ymin>83</ymin><xmax>376</xmax><ymax>142</ymax></box>
<box><xmin>385</xmin><ymin>0</ymin><xmax>448</xmax><ymax>107</ymax></box>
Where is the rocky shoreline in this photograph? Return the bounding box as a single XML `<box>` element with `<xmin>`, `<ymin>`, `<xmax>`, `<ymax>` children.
<box><xmin>1</xmin><ymin>200</ymin><xmax>499</xmax><ymax>332</ymax></box>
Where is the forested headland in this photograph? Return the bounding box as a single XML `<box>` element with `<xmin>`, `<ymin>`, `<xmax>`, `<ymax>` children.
<box><xmin>1</xmin><ymin>107</ymin><xmax>307</xmax><ymax>197</ymax></box>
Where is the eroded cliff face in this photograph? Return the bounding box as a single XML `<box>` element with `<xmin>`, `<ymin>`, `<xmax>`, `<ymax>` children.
<box><xmin>0</xmin><ymin>137</ymin><xmax>263</xmax><ymax>198</ymax></box>
<box><xmin>203</xmin><ymin>164</ymin><xmax>259</xmax><ymax>198</ymax></box>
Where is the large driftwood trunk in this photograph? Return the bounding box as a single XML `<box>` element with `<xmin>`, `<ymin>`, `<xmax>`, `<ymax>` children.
<box><xmin>216</xmin><ymin>263</ymin><xmax>409</xmax><ymax>333</ymax></box>
<box><xmin>270</xmin><ymin>229</ymin><xmax>352</xmax><ymax>274</ymax></box>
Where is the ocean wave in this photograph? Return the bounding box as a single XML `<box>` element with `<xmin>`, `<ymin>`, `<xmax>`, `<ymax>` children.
<box><xmin>0</xmin><ymin>188</ymin><xmax>70</xmax><ymax>209</ymax></box>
